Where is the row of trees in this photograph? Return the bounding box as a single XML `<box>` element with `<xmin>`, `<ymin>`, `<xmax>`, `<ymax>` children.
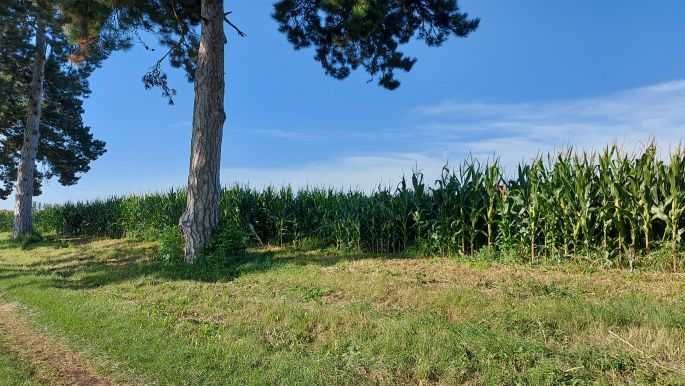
<box><xmin>1</xmin><ymin>0</ymin><xmax>480</xmax><ymax>263</ymax></box>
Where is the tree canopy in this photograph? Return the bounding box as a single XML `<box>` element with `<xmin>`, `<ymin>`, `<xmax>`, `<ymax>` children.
<box><xmin>63</xmin><ymin>0</ymin><xmax>479</xmax><ymax>99</ymax></box>
<box><xmin>273</xmin><ymin>0</ymin><xmax>480</xmax><ymax>89</ymax></box>
<box><xmin>58</xmin><ymin>0</ymin><xmax>202</xmax><ymax>103</ymax></box>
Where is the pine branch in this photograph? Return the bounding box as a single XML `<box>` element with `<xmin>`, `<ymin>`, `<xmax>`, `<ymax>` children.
<box><xmin>223</xmin><ymin>12</ymin><xmax>246</xmax><ymax>37</ymax></box>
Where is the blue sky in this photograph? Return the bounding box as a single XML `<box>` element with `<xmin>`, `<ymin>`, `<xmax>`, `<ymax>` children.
<box><xmin>11</xmin><ymin>0</ymin><xmax>685</xmax><ymax>208</ymax></box>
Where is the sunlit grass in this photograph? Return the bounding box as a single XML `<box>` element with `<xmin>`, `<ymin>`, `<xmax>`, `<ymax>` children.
<box><xmin>0</xmin><ymin>233</ymin><xmax>684</xmax><ymax>384</ymax></box>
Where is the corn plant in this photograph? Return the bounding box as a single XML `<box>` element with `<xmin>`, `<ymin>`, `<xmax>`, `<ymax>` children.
<box><xmin>483</xmin><ymin>160</ymin><xmax>501</xmax><ymax>250</ymax></box>
<box><xmin>651</xmin><ymin>145</ymin><xmax>685</xmax><ymax>271</ymax></box>
<box><xmin>596</xmin><ymin>146</ymin><xmax>615</xmax><ymax>258</ymax></box>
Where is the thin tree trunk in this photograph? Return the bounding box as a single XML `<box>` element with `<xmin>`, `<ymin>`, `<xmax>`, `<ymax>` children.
<box><xmin>13</xmin><ymin>15</ymin><xmax>47</xmax><ymax>239</ymax></box>
<box><xmin>179</xmin><ymin>0</ymin><xmax>226</xmax><ymax>264</ymax></box>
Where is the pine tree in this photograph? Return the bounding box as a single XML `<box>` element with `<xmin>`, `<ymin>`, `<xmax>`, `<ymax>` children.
<box><xmin>0</xmin><ymin>1</ymin><xmax>121</xmax><ymax>237</ymax></box>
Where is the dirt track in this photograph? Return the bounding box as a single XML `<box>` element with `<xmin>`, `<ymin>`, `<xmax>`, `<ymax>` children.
<box><xmin>0</xmin><ymin>301</ymin><xmax>114</xmax><ymax>386</ymax></box>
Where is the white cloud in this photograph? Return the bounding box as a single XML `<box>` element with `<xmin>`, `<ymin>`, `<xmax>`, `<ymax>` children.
<box><xmin>221</xmin><ymin>153</ymin><xmax>447</xmax><ymax>192</ymax></box>
<box><xmin>409</xmin><ymin>79</ymin><xmax>685</xmax><ymax>169</ymax></box>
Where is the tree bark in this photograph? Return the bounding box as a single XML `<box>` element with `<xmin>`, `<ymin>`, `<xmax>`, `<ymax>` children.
<box><xmin>179</xmin><ymin>0</ymin><xmax>226</xmax><ymax>264</ymax></box>
<box><xmin>13</xmin><ymin>15</ymin><xmax>47</xmax><ymax>239</ymax></box>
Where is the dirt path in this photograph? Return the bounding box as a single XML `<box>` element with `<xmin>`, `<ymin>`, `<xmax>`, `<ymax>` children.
<box><xmin>0</xmin><ymin>301</ymin><xmax>115</xmax><ymax>386</ymax></box>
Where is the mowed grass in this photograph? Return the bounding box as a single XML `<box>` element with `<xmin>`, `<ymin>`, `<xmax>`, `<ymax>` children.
<box><xmin>0</xmin><ymin>347</ymin><xmax>36</xmax><ymax>386</ymax></box>
<box><xmin>0</xmin><ymin>233</ymin><xmax>684</xmax><ymax>385</ymax></box>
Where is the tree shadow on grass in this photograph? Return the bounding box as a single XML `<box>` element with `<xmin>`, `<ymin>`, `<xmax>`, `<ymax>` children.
<box><xmin>0</xmin><ymin>236</ymin><xmax>377</xmax><ymax>291</ymax></box>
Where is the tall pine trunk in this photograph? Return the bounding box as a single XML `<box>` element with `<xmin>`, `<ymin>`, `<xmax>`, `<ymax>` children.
<box><xmin>13</xmin><ymin>15</ymin><xmax>47</xmax><ymax>239</ymax></box>
<box><xmin>179</xmin><ymin>0</ymin><xmax>226</xmax><ymax>263</ymax></box>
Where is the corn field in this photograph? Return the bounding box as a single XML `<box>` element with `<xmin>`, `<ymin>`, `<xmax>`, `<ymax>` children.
<box><xmin>6</xmin><ymin>143</ymin><xmax>685</xmax><ymax>270</ymax></box>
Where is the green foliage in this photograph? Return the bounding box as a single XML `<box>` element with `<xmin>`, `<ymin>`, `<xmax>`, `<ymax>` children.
<box><xmin>199</xmin><ymin>222</ymin><xmax>249</xmax><ymax>267</ymax></box>
<box><xmin>273</xmin><ymin>0</ymin><xmax>480</xmax><ymax>89</ymax></box>
<box><xmin>58</xmin><ymin>0</ymin><xmax>200</xmax><ymax>104</ymax></box>
<box><xmin>120</xmin><ymin>190</ymin><xmax>186</xmax><ymax>239</ymax></box>
<box><xmin>156</xmin><ymin>226</ymin><xmax>184</xmax><ymax>264</ymax></box>
<box><xmin>34</xmin><ymin>142</ymin><xmax>685</xmax><ymax>270</ymax></box>
<box><xmin>34</xmin><ymin>198</ymin><xmax>123</xmax><ymax>237</ymax></box>
<box><xmin>0</xmin><ymin>210</ymin><xmax>12</xmax><ymax>232</ymax></box>
<box><xmin>0</xmin><ymin>1</ymin><xmax>117</xmax><ymax>199</ymax></box>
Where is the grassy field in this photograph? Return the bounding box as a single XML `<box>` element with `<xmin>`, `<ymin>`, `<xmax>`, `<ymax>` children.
<box><xmin>0</xmin><ymin>233</ymin><xmax>684</xmax><ymax>385</ymax></box>
<box><xmin>0</xmin><ymin>347</ymin><xmax>35</xmax><ymax>386</ymax></box>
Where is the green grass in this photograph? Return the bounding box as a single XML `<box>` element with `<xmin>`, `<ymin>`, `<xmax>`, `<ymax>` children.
<box><xmin>0</xmin><ymin>233</ymin><xmax>684</xmax><ymax>385</ymax></box>
<box><xmin>0</xmin><ymin>346</ymin><xmax>36</xmax><ymax>386</ymax></box>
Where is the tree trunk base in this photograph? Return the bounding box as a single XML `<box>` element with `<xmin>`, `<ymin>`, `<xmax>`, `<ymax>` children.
<box><xmin>179</xmin><ymin>209</ymin><xmax>215</xmax><ymax>264</ymax></box>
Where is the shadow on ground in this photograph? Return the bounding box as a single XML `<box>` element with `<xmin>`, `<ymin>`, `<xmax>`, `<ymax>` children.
<box><xmin>0</xmin><ymin>236</ymin><xmax>394</xmax><ymax>291</ymax></box>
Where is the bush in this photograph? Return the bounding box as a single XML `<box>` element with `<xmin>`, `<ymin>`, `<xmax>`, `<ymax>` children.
<box><xmin>156</xmin><ymin>226</ymin><xmax>184</xmax><ymax>264</ymax></box>
<box><xmin>201</xmin><ymin>222</ymin><xmax>248</xmax><ymax>266</ymax></box>
<box><xmin>156</xmin><ymin>222</ymin><xmax>248</xmax><ymax>268</ymax></box>
<box><xmin>0</xmin><ymin>210</ymin><xmax>12</xmax><ymax>232</ymax></box>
